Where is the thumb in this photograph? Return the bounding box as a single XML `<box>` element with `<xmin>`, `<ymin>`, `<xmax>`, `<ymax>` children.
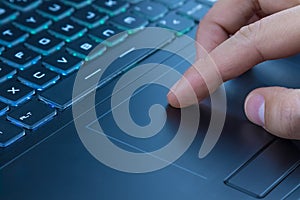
<box><xmin>244</xmin><ymin>87</ymin><xmax>300</xmax><ymax>139</ymax></box>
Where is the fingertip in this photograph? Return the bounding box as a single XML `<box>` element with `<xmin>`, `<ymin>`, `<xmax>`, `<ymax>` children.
<box><xmin>167</xmin><ymin>90</ymin><xmax>181</xmax><ymax>108</ymax></box>
<box><xmin>244</xmin><ymin>93</ymin><xmax>265</xmax><ymax>127</ymax></box>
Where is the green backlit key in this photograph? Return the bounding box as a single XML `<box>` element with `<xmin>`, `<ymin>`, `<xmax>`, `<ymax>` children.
<box><xmin>37</xmin><ymin>1</ymin><xmax>74</xmax><ymax>21</ymax></box>
<box><xmin>71</xmin><ymin>5</ymin><xmax>108</xmax><ymax>29</ymax></box>
<box><xmin>48</xmin><ymin>18</ymin><xmax>87</xmax><ymax>42</ymax></box>
<box><xmin>157</xmin><ymin>13</ymin><xmax>195</xmax><ymax>35</ymax></box>
<box><xmin>25</xmin><ymin>31</ymin><xmax>65</xmax><ymax>56</ymax></box>
<box><xmin>93</xmin><ymin>0</ymin><xmax>129</xmax><ymax>16</ymax></box>
<box><xmin>0</xmin><ymin>3</ymin><xmax>19</xmax><ymax>25</ymax></box>
<box><xmin>133</xmin><ymin>1</ymin><xmax>168</xmax><ymax>21</ymax></box>
<box><xmin>89</xmin><ymin>24</ymin><xmax>128</xmax><ymax>47</ymax></box>
<box><xmin>66</xmin><ymin>36</ymin><xmax>106</xmax><ymax>61</ymax></box>
<box><xmin>0</xmin><ymin>24</ymin><xmax>29</xmax><ymax>48</ymax></box>
<box><xmin>13</xmin><ymin>12</ymin><xmax>52</xmax><ymax>34</ymax></box>
<box><xmin>110</xmin><ymin>12</ymin><xmax>148</xmax><ymax>33</ymax></box>
<box><xmin>154</xmin><ymin>0</ymin><xmax>185</xmax><ymax>9</ymax></box>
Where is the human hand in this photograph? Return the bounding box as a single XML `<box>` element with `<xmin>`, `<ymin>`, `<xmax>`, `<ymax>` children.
<box><xmin>167</xmin><ymin>0</ymin><xmax>300</xmax><ymax>139</ymax></box>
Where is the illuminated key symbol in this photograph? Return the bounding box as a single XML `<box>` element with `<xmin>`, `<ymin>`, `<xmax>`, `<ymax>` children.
<box><xmin>19</xmin><ymin>112</ymin><xmax>32</xmax><ymax>121</ymax></box>
<box><xmin>105</xmin><ymin>0</ymin><xmax>117</xmax><ymax>7</ymax></box>
<box><xmin>159</xmin><ymin>20</ymin><xmax>167</xmax><ymax>25</ymax></box>
<box><xmin>26</xmin><ymin>17</ymin><xmax>37</xmax><ymax>23</ymax></box>
<box><xmin>57</xmin><ymin>57</ymin><xmax>67</xmax><ymax>63</ymax></box>
<box><xmin>86</xmin><ymin>11</ymin><xmax>95</xmax><ymax>19</ymax></box>
<box><xmin>80</xmin><ymin>43</ymin><xmax>92</xmax><ymax>51</ymax></box>
<box><xmin>2</xmin><ymin>29</ymin><xmax>13</xmax><ymax>36</ymax></box>
<box><xmin>147</xmin><ymin>6</ymin><xmax>153</xmax><ymax>11</ymax></box>
<box><xmin>15</xmin><ymin>51</ymin><xmax>24</xmax><ymax>59</ymax></box>
<box><xmin>172</xmin><ymin>19</ymin><xmax>181</xmax><ymax>25</ymax></box>
<box><xmin>33</xmin><ymin>71</ymin><xmax>45</xmax><ymax>79</ymax></box>
<box><xmin>61</xmin><ymin>24</ymin><xmax>74</xmax><ymax>32</ymax></box>
<box><xmin>39</xmin><ymin>38</ymin><xmax>51</xmax><ymax>45</ymax></box>
<box><xmin>7</xmin><ymin>87</ymin><xmax>20</xmax><ymax>95</ymax></box>
<box><xmin>124</xmin><ymin>17</ymin><xmax>136</xmax><ymax>25</ymax></box>
<box><xmin>48</xmin><ymin>4</ymin><xmax>61</xmax><ymax>12</ymax></box>
<box><xmin>103</xmin><ymin>29</ymin><xmax>115</xmax><ymax>37</ymax></box>
<box><xmin>0</xmin><ymin>131</ymin><xmax>3</xmax><ymax>135</ymax></box>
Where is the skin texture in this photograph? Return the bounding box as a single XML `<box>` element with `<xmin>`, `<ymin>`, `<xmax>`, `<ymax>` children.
<box><xmin>167</xmin><ymin>0</ymin><xmax>300</xmax><ymax>139</ymax></box>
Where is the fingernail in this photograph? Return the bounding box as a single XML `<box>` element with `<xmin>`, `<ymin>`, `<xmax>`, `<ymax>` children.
<box><xmin>167</xmin><ymin>81</ymin><xmax>180</xmax><ymax>108</ymax></box>
<box><xmin>168</xmin><ymin>80</ymin><xmax>179</xmax><ymax>95</ymax></box>
<box><xmin>245</xmin><ymin>94</ymin><xmax>265</xmax><ymax>126</ymax></box>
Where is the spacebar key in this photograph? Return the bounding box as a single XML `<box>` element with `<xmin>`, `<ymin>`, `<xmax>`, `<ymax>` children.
<box><xmin>39</xmin><ymin>28</ymin><xmax>175</xmax><ymax>109</ymax></box>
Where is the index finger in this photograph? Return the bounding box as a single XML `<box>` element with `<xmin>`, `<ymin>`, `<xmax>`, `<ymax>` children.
<box><xmin>168</xmin><ymin>5</ymin><xmax>300</xmax><ymax>108</ymax></box>
<box><xmin>196</xmin><ymin>0</ymin><xmax>300</xmax><ymax>57</ymax></box>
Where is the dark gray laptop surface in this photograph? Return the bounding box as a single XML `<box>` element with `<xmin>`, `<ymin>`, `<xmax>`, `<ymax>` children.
<box><xmin>0</xmin><ymin>0</ymin><xmax>299</xmax><ymax>199</ymax></box>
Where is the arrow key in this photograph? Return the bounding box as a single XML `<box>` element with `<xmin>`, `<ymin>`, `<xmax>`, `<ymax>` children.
<box><xmin>42</xmin><ymin>50</ymin><xmax>83</xmax><ymax>76</ymax></box>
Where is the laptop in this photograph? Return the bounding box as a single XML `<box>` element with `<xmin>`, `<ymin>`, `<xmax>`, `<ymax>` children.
<box><xmin>0</xmin><ymin>0</ymin><xmax>299</xmax><ymax>199</ymax></box>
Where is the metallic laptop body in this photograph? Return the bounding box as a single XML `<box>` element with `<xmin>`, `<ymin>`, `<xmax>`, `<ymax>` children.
<box><xmin>0</xmin><ymin>0</ymin><xmax>299</xmax><ymax>199</ymax></box>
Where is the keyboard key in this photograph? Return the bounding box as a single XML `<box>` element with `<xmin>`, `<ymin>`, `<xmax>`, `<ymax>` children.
<box><xmin>42</xmin><ymin>50</ymin><xmax>83</xmax><ymax>75</ymax></box>
<box><xmin>66</xmin><ymin>36</ymin><xmax>106</xmax><ymax>61</ymax></box>
<box><xmin>7</xmin><ymin>99</ymin><xmax>57</xmax><ymax>130</ymax></box>
<box><xmin>93</xmin><ymin>0</ymin><xmax>129</xmax><ymax>16</ymax></box>
<box><xmin>37</xmin><ymin>1</ymin><xmax>74</xmax><ymax>21</ymax></box>
<box><xmin>71</xmin><ymin>5</ymin><xmax>108</xmax><ymax>29</ymax></box>
<box><xmin>0</xmin><ymin>45</ymin><xmax>41</xmax><ymax>70</ymax></box>
<box><xmin>48</xmin><ymin>18</ymin><xmax>87</xmax><ymax>42</ymax></box>
<box><xmin>40</xmin><ymin>28</ymin><xmax>174</xmax><ymax>110</ymax></box>
<box><xmin>158</xmin><ymin>13</ymin><xmax>195</xmax><ymax>35</ymax></box>
<box><xmin>0</xmin><ymin>102</ymin><xmax>9</xmax><ymax>116</ymax></box>
<box><xmin>0</xmin><ymin>3</ymin><xmax>19</xmax><ymax>25</ymax></box>
<box><xmin>0</xmin><ymin>119</ymin><xmax>25</xmax><ymax>147</ymax></box>
<box><xmin>63</xmin><ymin>0</ymin><xmax>93</xmax><ymax>9</ymax></box>
<box><xmin>25</xmin><ymin>31</ymin><xmax>65</xmax><ymax>56</ymax></box>
<box><xmin>13</xmin><ymin>12</ymin><xmax>52</xmax><ymax>34</ymax></box>
<box><xmin>0</xmin><ymin>46</ymin><xmax>4</xmax><ymax>53</ymax></box>
<box><xmin>133</xmin><ymin>1</ymin><xmax>168</xmax><ymax>21</ymax></box>
<box><xmin>18</xmin><ymin>64</ymin><xmax>60</xmax><ymax>91</ymax></box>
<box><xmin>89</xmin><ymin>24</ymin><xmax>128</xmax><ymax>47</ymax></box>
<box><xmin>0</xmin><ymin>63</ymin><xmax>17</xmax><ymax>83</ymax></box>
<box><xmin>154</xmin><ymin>0</ymin><xmax>185</xmax><ymax>9</ymax></box>
<box><xmin>0</xmin><ymin>79</ymin><xmax>35</xmax><ymax>106</ymax></box>
<box><xmin>0</xmin><ymin>24</ymin><xmax>29</xmax><ymax>47</ymax></box>
<box><xmin>178</xmin><ymin>1</ymin><xmax>209</xmax><ymax>21</ymax></box>
<box><xmin>3</xmin><ymin>0</ymin><xmax>41</xmax><ymax>12</ymax></box>
<box><xmin>110</xmin><ymin>12</ymin><xmax>148</xmax><ymax>32</ymax></box>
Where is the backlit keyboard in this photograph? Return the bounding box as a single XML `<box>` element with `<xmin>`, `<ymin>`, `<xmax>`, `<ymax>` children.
<box><xmin>0</xmin><ymin>0</ymin><xmax>215</xmax><ymax>148</ymax></box>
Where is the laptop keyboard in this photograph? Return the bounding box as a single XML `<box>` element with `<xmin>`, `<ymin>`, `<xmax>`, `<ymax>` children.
<box><xmin>0</xmin><ymin>0</ymin><xmax>214</xmax><ymax>148</ymax></box>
